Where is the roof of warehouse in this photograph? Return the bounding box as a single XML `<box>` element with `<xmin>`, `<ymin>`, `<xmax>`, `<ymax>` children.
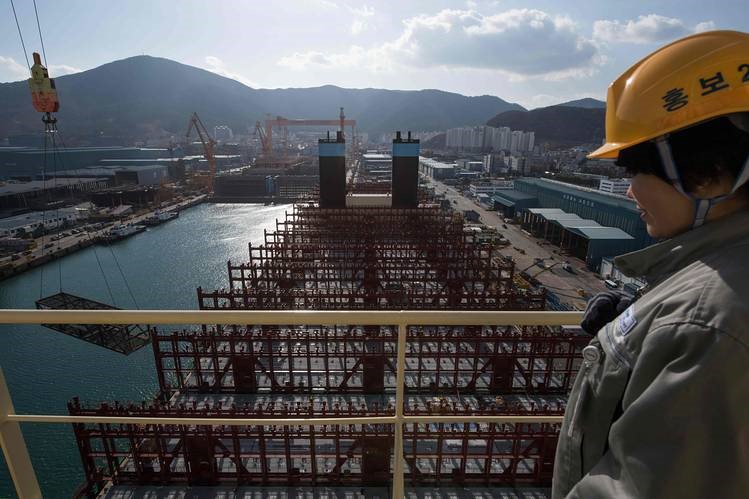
<box><xmin>518</xmin><ymin>177</ymin><xmax>638</xmax><ymax>212</ymax></box>
<box><xmin>0</xmin><ymin>207</ymin><xmax>82</xmax><ymax>229</ymax></box>
<box><xmin>542</xmin><ymin>213</ymin><xmax>583</xmax><ymax>222</ymax></box>
<box><xmin>55</xmin><ymin>164</ymin><xmax>166</xmax><ymax>176</ymax></box>
<box><xmin>569</xmin><ymin>226</ymin><xmax>634</xmax><ymax>240</ymax></box>
<box><xmin>492</xmin><ymin>190</ymin><xmax>537</xmax><ymax>202</ymax></box>
<box><xmin>556</xmin><ymin>218</ymin><xmax>602</xmax><ymax>229</ymax></box>
<box><xmin>528</xmin><ymin>208</ymin><xmax>566</xmax><ymax>215</ymax></box>
<box><xmin>418</xmin><ymin>156</ymin><xmax>454</xmax><ymax>168</ymax></box>
<box><xmin>0</xmin><ymin>177</ymin><xmax>108</xmax><ymax>196</ymax></box>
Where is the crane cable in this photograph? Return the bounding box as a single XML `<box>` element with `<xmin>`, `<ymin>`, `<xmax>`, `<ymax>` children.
<box><xmin>38</xmin><ymin>117</ymin><xmax>49</xmax><ymax>299</ymax></box>
<box><xmin>32</xmin><ymin>0</ymin><xmax>47</xmax><ymax>66</ymax></box>
<box><xmin>53</xmin><ymin>128</ymin><xmax>140</xmax><ymax>309</ymax></box>
<box><xmin>52</xmin><ymin>130</ymin><xmax>118</xmax><ymax>305</ymax></box>
<box><xmin>9</xmin><ymin>0</ymin><xmax>30</xmax><ymax>68</ymax></box>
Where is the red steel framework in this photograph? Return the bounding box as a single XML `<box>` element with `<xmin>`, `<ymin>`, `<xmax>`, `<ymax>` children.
<box><xmin>70</xmin><ymin>195</ymin><xmax>584</xmax><ymax>497</ymax></box>
<box><xmin>198</xmin><ymin>205</ymin><xmax>546</xmax><ymax>310</ymax></box>
<box><xmin>69</xmin><ymin>397</ymin><xmax>561</xmax><ymax>494</ymax></box>
<box><xmin>152</xmin><ymin>325</ymin><xmax>586</xmax><ymax>396</ymax></box>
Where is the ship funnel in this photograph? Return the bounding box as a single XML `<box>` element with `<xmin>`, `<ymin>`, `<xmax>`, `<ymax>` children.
<box><xmin>391</xmin><ymin>131</ymin><xmax>420</xmax><ymax>208</ymax></box>
<box><xmin>318</xmin><ymin>131</ymin><xmax>346</xmax><ymax>208</ymax></box>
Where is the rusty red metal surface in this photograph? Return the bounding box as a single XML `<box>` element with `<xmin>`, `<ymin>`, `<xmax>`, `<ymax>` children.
<box><xmin>151</xmin><ymin>326</ymin><xmax>586</xmax><ymax>397</ymax></box>
<box><xmin>69</xmin><ymin>397</ymin><xmax>562</xmax><ymax>493</ymax></box>
<box><xmin>70</xmin><ymin>198</ymin><xmax>580</xmax><ymax>497</ymax></box>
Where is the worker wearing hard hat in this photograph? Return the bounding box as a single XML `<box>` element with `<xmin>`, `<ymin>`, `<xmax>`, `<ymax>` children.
<box><xmin>553</xmin><ymin>31</ymin><xmax>749</xmax><ymax>498</ymax></box>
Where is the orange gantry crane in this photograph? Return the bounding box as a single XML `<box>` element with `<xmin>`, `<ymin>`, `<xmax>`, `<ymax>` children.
<box><xmin>259</xmin><ymin>107</ymin><xmax>357</xmax><ymax>164</ymax></box>
<box><xmin>185</xmin><ymin>112</ymin><xmax>217</xmax><ymax>191</ymax></box>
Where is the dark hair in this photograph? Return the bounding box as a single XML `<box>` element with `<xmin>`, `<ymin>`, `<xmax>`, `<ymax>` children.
<box><xmin>616</xmin><ymin>114</ymin><xmax>749</xmax><ymax>194</ymax></box>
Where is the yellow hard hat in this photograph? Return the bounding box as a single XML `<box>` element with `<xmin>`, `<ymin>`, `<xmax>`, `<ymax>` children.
<box><xmin>589</xmin><ymin>30</ymin><xmax>749</xmax><ymax>159</ymax></box>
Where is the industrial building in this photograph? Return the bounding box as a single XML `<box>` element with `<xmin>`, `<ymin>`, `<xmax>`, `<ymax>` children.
<box><xmin>0</xmin><ymin>146</ymin><xmax>169</xmax><ymax>179</ymax></box>
<box><xmin>0</xmin><ymin>177</ymin><xmax>109</xmax><ymax>212</ymax></box>
<box><xmin>456</xmin><ymin>171</ymin><xmax>481</xmax><ymax>181</ymax></box>
<box><xmin>88</xmin><ymin>185</ymin><xmax>168</xmax><ymax>207</ymax></box>
<box><xmin>58</xmin><ymin>131</ymin><xmax>585</xmax><ymax>497</ymax></box>
<box><xmin>469</xmin><ymin>180</ymin><xmax>514</xmax><ymax>197</ymax></box>
<box><xmin>361</xmin><ymin>152</ymin><xmax>392</xmax><ymax>171</ymax></box>
<box><xmin>522</xmin><ymin>208</ymin><xmax>637</xmax><ymax>269</ymax></box>
<box><xmin>456</xmin><ymin>159</ymin><xmax>484</xmax><ymax>172</ymax></box>
<box><xmin>598</xmin><ymin>178</ymin><xmax>631</xmax><ymax>195</ymax></box>
<box><xmin>49</xmin><ymin>164</ymin><xmax>170</xmax><ymax>186</ymax></box>
<box><xmin>418</xmin><ymin>157</ymin><xmax>455</xmax><ymax>180</ymax></box>
<box><xmin>491</xmin><ymin>190</ymin><xmax>539</xmax><ymax>219</ymax></box>
<box><xmin>513</xmin><ymin>177</ymin><xmax>653</xmax><ymax>249</ymax></box>
<box><xmin>0</xmin><ymin>207</ymin><xmax>82</xmax><ymax>237</ymax></box>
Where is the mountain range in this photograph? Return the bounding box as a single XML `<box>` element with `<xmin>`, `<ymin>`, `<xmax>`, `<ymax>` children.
<box><xmin>486</xmin><ymin>105</ymin><xmax>605</xmax><ymax>147</ymax></box>
<box><xmin>0</xmin><ymin>56</ymin><xmax>526</xmax><ymax>141</ymax></box>
<box><xmin>557</xmin><ymin>97</ymin><xmax>606</xmax><ymax>109</ymax></box>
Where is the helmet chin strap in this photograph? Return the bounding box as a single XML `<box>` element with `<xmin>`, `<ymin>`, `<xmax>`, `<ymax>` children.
<box><xmin>654</xmin><ymin>136</ymin><xmax>749</xmax><ymax>228</ymax></box>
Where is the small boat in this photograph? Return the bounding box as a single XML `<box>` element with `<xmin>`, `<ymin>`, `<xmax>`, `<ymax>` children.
<box><xmin>143</xmin><ymin>211</ymin><xmax>179</xmax><ymax>226</ymax></box>
<box><xmin>103</xmin><ymin>224</ymin><xmax>146</xmax><ymax>242</ymax></box>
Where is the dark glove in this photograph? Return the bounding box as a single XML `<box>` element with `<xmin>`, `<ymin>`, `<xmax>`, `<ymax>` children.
<box><xmin>580</xmin><ymin>291</ymin><xmax>633</xmax><ymax>335</ymax></box>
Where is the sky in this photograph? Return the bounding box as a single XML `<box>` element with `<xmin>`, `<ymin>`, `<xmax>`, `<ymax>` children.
<box><xmin>1</xmin><ymin>0</ymin><xmax>747</xmax><ymax>109</ymax></box>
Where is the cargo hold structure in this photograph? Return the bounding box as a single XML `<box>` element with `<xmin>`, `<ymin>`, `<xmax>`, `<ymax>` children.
<box><xmin>67</xmin><ymin>130</ymin><xmax>587</xmax><ymax>498</ymax></box>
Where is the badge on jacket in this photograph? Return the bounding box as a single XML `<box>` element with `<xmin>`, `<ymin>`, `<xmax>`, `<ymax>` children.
<box><xmin>618</xmin><ymin>305</ymin><xmax>637</xmax><ymax>336</ymax></box>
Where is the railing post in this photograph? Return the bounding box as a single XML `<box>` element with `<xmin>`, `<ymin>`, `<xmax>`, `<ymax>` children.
<box><xmin>0</xmin><ymin>368</ymin><xmax>42</xmax><ymax>499</ymax></box>
<box><xmin>392</xmin><ymin>321</ymin><xmax>407</xmax><ymax>499</ymax></box>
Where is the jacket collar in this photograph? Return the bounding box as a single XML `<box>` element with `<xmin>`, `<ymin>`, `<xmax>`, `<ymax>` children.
<box><xmin>614</xmin><ymin>209</ymin><xmax>749</xmax><ymax>282</ymax></box>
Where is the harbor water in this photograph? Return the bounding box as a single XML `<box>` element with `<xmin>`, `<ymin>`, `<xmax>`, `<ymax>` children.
<box><xmin>0</xmin><ymin>203</ymin><xmax>291</xmax><ymax>498</ymax></box>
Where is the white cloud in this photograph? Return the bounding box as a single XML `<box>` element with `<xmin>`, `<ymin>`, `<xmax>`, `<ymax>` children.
<box><xmin>308</xmin><ymin>0</ymin><xmax>338</xmax><ymax>9</ymax></box>
<box><xmin>0</xmin><ymin>55</ymin><xmax>30</xmax><ymax>81</ymax></box>
<box><xmin>593</xmin><ymin>14</ymin><xmax>714</xmax><ymax>44</ymax></box>
<box><xmin>528</xmin><ymin>94</ymin><xmax>563</xmax><ymax>108</ymax></box>
<box><xmin>203</xmin><ymin>56</ymin><xmax>259</xmax><ymax>88</ymax></box>
<box><xmin>278</xmin><ymin>8</ymin><xmax>601</xmax><ymax>79</ymax></box>
<box><xmin>351</xmin><ymin>19</ymin><xmax>367</xmax><ymax>35</ymax></box>
<box><xmin>694</xmin><ymin>21</ymin><xmax>717</xmax><ymax>32</ymax></box>
<box><xmin>279</xmin><ymin>46</ymin><xmax>375</xmax><ymax>71</ymax></box>
<box><xmin>48</xmin><ymin>64</ymin><xmax>82</xmax><ymax>77</ymax></box>
<box><xmin>348</xmin><ymin>5</ymin><xmax>374</xmax><ymax>17</ymax></box>
<box><xmin>0</xmin><ymin>56</ymin><xmax>81</xmax><ymax>82</ymax></box>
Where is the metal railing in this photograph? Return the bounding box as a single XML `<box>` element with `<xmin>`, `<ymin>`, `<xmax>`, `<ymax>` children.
<box><xmin>0</xmin><ymin>309</ymin><xmax>583</xmax><ymax>499</ymax></box>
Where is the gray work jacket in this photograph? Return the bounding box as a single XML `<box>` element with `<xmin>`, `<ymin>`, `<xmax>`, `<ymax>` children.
<box><xmin>552</xmin><ymin>209</ymin><xmax>749</xmax><ymax>499</ymax></box>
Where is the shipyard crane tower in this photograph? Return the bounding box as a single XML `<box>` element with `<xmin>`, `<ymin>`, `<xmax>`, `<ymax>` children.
<box><xmin>258</xmin><ymin>109</ymin><xmax>357</xmax><ymax>166</ymax></box>
<box><xmin>186</xmin><ymin>112</ymin><xmax>217</xmax><ymax>192</ymax></box>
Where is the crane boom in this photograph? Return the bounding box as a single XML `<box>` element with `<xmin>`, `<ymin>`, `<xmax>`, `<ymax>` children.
<box><xmin>261</xmin><ymin>113</ymin><xmax>357</xmax><ymax>160</ymax></box>
<box><xmin>186</xmin><ymin>112</ymin><xmax>217</xmax><ymax>192</ymax></box>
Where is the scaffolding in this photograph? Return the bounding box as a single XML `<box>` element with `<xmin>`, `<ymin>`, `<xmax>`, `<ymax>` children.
<box><xmin>198</xmin><ymin>205</ymin><xmax>545</xmax><ymax>311</ymax></box>
<box><xmin>152</xmin><ymin>325</ymin><xmax>586</xmax><ymax>397</ymax></box>
<box><xmin>67</xmin><ymin>190</ymin><xmax>580</xmax><ymax>496</ymax></box>
<box><xmin>69</xmin><ymin>397</ymin><xmax>561</xmax><ymax>492</ymax></box>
